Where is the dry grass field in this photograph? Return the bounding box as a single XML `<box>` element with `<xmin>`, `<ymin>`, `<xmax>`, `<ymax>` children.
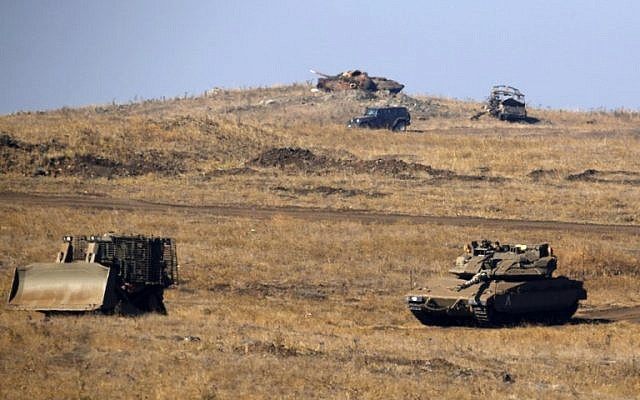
<box><xmin>1</xmin><ymin>84</ymin><xmax>640</xmax><ymax>399</ymax></box>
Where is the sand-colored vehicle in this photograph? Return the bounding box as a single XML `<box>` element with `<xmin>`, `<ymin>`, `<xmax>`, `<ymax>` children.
<box><xmin>406</xmin><ymin>240</ymin><xmax>586</xmax><ymax>326</ymax></box>
<box><xmin>7</xmin><ymin>234</ymin><xmax>178</xmax><ymax>314</ymax></box>
<box><xmin>310</xmin><ymin>69</ymin><xmax>405</xmax><ymax>94</ymax></box>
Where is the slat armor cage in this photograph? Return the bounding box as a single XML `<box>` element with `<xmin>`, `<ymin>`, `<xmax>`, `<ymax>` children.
<box><xmin>68</xmin><ymin>234</ymin><xmax>178</xmax><ymax>286</ymax></box>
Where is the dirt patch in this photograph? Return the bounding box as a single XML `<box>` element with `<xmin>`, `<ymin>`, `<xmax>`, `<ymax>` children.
<box><xmin>40</xmin><ymin>151</ymin><xmax>185</xmax><ymax>178</ymax></box>
<box><xmin>1</xmin><ymin>133</ymin><xmax>185</xmax><ymax>177</ymax></box>
<box><xmin>251</xmin><ymin>147</ymin><xmax>329</xmax><ymax>170</ymax></box>
<box><xmin>249</xmin><ymin>147</ymin><xmax>439</xmax><ymax>176</ymax></box>
<box><xmin>250</xmin><ymin>147</ymin><xmax>502</xmax><ymax>182</ymax></box>
<box><xmin>567</xmin><ymin>169</ymin><xmax>640</xmax><ymax>185</ymax></box>
<box><xmin>577</xmin><ymin>305</ymin><xmax>640</xmax><ymax>323</ymax></box>
<box><xmin>354</xmin><ymin>157</ymin><xmax>451</xmax><ymax>177</ymax></box>
<box><xmin>272</xmin><ymin>185</ymin><xmax>387</xmax><ymax>198</ymax></box>
<box><xmin>0</xmin><ymin>133</ymin><xmax>65</xmax><ymax>153</ymax></box>
<box><xmin>0</xmin><ymin>133</ymin><xmax>23</xmax><ymax>149</ymax></box>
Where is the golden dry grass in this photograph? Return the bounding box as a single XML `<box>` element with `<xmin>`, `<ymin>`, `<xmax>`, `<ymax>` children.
<box><xmin>1</xmin><ymin>206</ymin><xmax>640</xmax><ymax>399</ymax></box>
<box><xmin>1</xmin><ymin>85</ymin><xmax>640</xmax><ymax>399</ymax></box>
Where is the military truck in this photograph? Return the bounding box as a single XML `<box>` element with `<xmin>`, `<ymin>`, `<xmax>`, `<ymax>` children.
<box><xmin>348</xmin><ymin>106</ymin><xmax>411</xmax><ymax>131</ymax></box>
<box><xmin>472</xmin><ymin>85</ymin><xmax>527</xmax><ymax>121</ymax></box>
<box><xmin>7</xmin><ymin>234</ymin><xmax>178</xmax><ymax>315</ymax></box>
<box><xmin>406</xmin><ymin>240</ymin><xmax>586</xmax><ymax>326</ymax></box>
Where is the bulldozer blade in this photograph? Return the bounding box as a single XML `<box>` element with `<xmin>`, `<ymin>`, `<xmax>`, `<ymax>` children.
<box><xmin>7</xmin><ymin>262</ymin><xmax>116</xmax><ymax>311</ymax></box>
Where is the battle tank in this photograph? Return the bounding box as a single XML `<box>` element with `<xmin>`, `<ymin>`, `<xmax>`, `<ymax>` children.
<box><xmin>310</xmin><ymin>69</ymin><xmax>405</xmax><ymax>94</ymax></box>
<box><xmin>406</xmin><ymin>240</ymin><xmax>587</xmax><ymax>326</ymax></box>
<box><xmin>7</xmin><ymin>234</ymin><xmax>178</xmax><ymax>315</ymax></box>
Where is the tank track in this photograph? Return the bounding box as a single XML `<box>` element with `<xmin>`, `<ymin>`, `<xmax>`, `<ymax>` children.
<box><xmin>472</xmin><ymin>302</ymin><xmax>579</xmax><ymax>326</ymax></box>
<box><xmin>471</xmin><ymin>303</ymin><xmax>507</xmax><ymax>326</ymax></box>
<box><xmin>471</xmin><ymin>305</ymin><xmax>492</xmax><ymax>325</ymax></box>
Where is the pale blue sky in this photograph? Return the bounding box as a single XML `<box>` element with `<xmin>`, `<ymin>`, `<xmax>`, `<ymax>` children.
<box><xmin>1</xmin><ymin>1</ymin><xmax>638</xmax><ymax>114</ymax></box>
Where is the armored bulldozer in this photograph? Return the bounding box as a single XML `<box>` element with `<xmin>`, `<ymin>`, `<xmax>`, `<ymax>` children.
<box><xmin>406</xmin><ymin>240</ymin><xmax>586</xmax><ymax>326</ymax></box>
<box><xmin>7</xmin><ymin>234</ymin><xmax>178</xmax><ymax>315</ymax></box>
<box><xmin>310</xmin><ymin>69</ymin><xmax>404</xmax><ymax>94</ymax></box>
<box><xmin>472</xmin><ymin>85</ymin><xmax>527</xmax><ymax>121</ymax></box>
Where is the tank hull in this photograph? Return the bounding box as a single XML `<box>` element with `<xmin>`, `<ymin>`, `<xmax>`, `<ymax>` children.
<box><xmin>406</xmin><ymin>276</ymin><xmax>587</xmax><ymax>326</ymax></box>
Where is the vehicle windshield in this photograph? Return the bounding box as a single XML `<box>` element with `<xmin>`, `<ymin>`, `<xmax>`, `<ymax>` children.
<box><xmin>365</xmin><ymin>108</ymin><xmax>378</xmax><ymax>116</ymax></box>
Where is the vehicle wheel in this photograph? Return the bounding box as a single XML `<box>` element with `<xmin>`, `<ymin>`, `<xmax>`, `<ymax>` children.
<box><xmin>393</xmin><ymin>121</ymin><xmax>407</xmax><ymax>132</ymax></box>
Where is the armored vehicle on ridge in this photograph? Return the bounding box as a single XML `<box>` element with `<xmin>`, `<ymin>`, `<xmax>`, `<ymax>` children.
<box><xmin>348</xmin><ymin>106</ymin><xmax>411</xmax><ymax>131</ymax></box>
<box><xmin>311</xmin><ymin>69</ymin><xmax>405</xmax><ymax>94</ymax></box>
<box><xmin>8</xmin><ymin>234</ymin><xmax>178</xmax><ymax>315</ymax></box>
<box><xmin>472</xmin><ymin>85</ymin><xmax>527</xmax><ymax>121</ymax></box>
<box><xmin>406</xmin><ymin>240</ymin><xmax>586</xmax><ymax>326</ymax></box>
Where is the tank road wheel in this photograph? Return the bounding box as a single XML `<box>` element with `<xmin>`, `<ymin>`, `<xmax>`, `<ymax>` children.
<box><xmin>472</xmin><ymin>305</ymin><xmax>491</xmax><ymax>326</ymax></box>
<box><xmin>392</xmin><ymin>121</ymin><xmax>407</xmax><ymax>132</ymax></box>
<box><xmin>472</xmin><ymin>304</ymin><xmax>504</xmax><ymax>327</ymax></box>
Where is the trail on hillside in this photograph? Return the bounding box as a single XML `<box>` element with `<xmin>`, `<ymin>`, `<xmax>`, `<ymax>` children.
<box><xmin>2</xmin><ymin>191</ymin><xmax>640</xmax><ymax>234</ymax></box>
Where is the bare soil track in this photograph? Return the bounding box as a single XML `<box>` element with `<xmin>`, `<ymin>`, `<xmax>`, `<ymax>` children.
<box><xmin>2</xmin><ymin>191</ymin><xmax>640</xmax><ymax>235</ymax></box>
<box><xmin>576</xmin><ymin>306</ymin><xmax>640</xmax><ymax>323</ymax></box>
<box><xmin>3</xmin><ymin>191</ymin><xmax>640</xmax><ymax>323</ymax></box>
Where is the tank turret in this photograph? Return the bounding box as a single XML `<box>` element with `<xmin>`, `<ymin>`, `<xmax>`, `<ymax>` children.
<box><xmin>450</xmin><ymin>240</ymin><xmax>556</xmax><ymax>283</ymax></box>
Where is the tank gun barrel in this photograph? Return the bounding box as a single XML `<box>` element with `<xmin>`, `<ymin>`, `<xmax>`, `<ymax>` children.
<box><xmin>309</xmin><ymin>69</ymin><xmax>332</xmax><ymax>78</ymax></box>
<box><xmin>455</xmin><ymin>271</ymin><xmax>489</xmax><ymax>291</ymax></box>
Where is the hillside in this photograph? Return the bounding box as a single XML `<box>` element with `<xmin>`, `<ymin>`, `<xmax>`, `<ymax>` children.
<box><xmin>2</xmin><ymin>84</ymin><xmax>640</xmax><ymax>223</ymax></box>
<box><xmin>1</xmin><ymin>84</ymin><xmax>640</xmax><ymax>399</ymax></box>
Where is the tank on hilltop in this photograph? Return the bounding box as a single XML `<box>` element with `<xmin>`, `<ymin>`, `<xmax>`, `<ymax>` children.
<box><xmin>310</xmin><ymin>69</ymin><xmax>404</xmax><ymax>94</ymax></box>
<box><xmin>406</xmin><ymin>240</ymin><xmax>587</xmax><ymax>326</ymax></box>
